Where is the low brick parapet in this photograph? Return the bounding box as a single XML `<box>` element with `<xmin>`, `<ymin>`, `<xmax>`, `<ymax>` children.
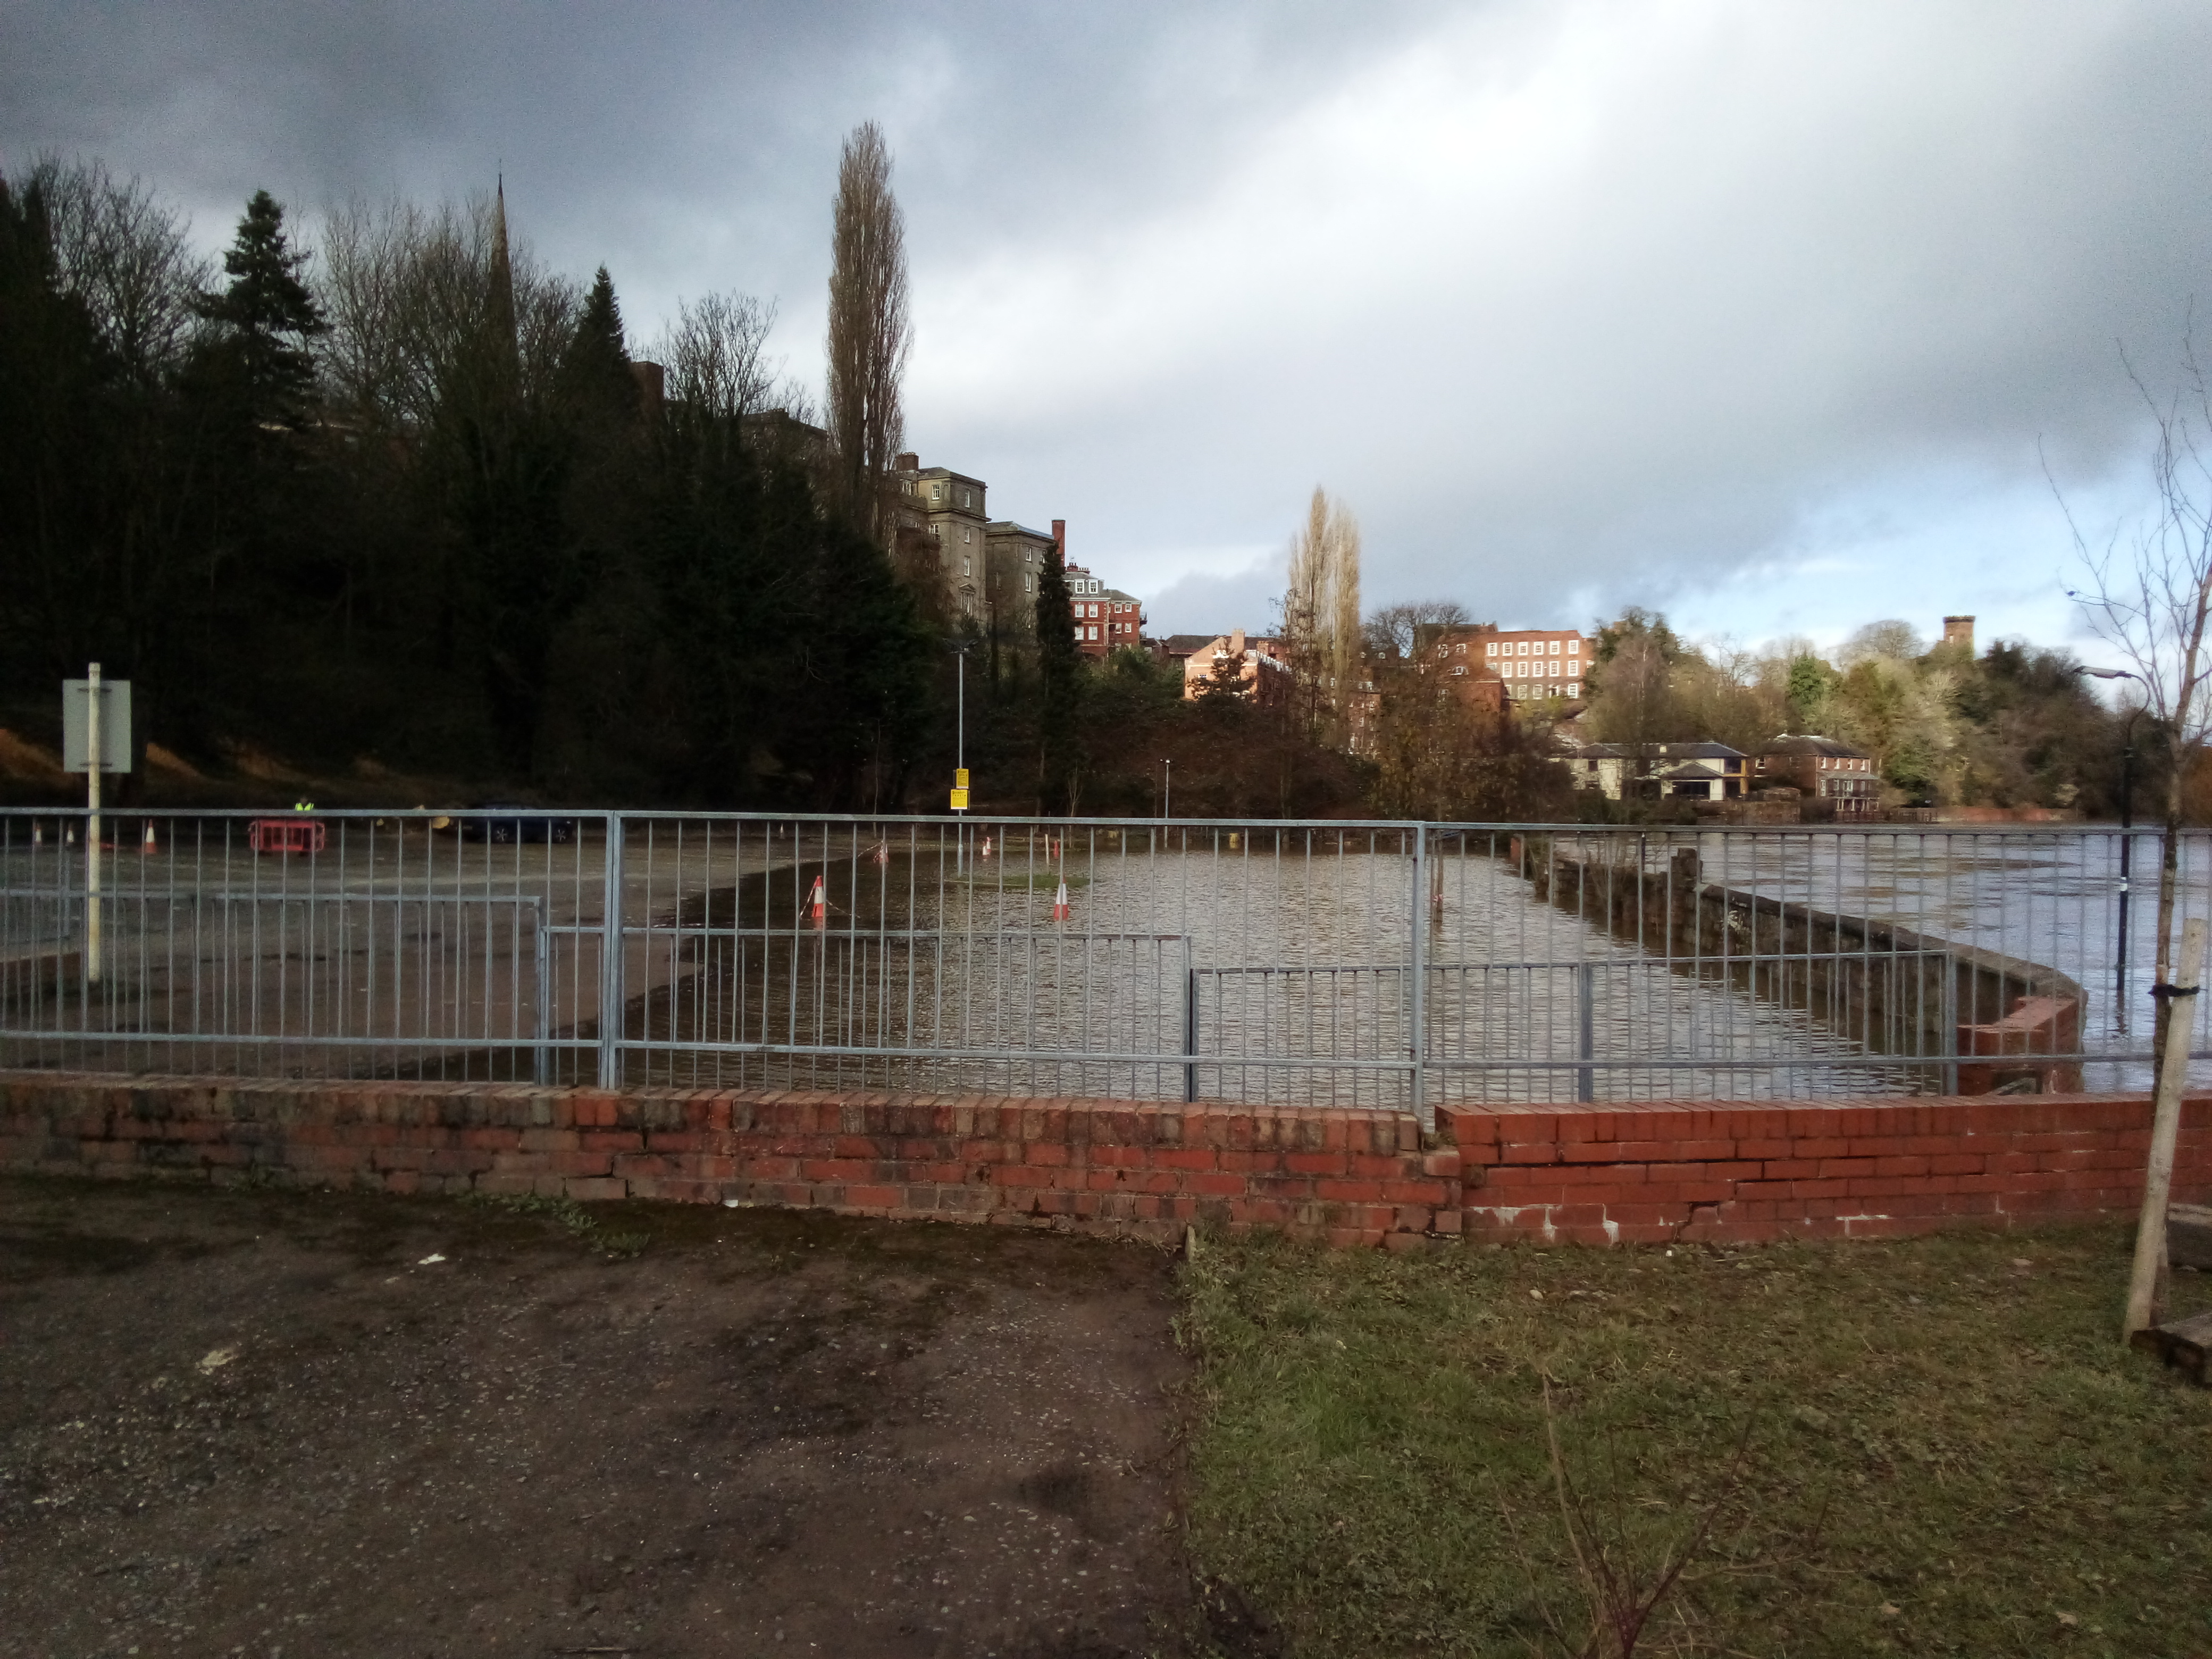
<box><xmin>0</xmin><ymin>1074</ymin><xmax>1456</xmax><ymax>1247</ymax></box>
<box><xmin>1444</xmin><ymin>1094</ymin><xmax>2212</xmax><ymax>1245</ymax></box>
<box><xmin>7</xmin><ymin>1073</ymin><xmax>2205</xmax><ymax>1249</ymax></box>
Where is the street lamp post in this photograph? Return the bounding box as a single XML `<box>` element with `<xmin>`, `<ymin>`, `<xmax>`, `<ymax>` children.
<box><xmin>1162</xmin><ymin>758</ymin><xmax>1172</xmax><ymax>822</ymax></box>
<box><xmin>948</xmin><ymin>635</ymin><xmax>974</xmax><ymax>872</ymax></box>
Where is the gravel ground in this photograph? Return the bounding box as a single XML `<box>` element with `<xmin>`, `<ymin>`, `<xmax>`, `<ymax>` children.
<box><xmin>0</xmin><ymin>1177</ymin><xmax>1200</xmax><ymax>1658</ymax></box>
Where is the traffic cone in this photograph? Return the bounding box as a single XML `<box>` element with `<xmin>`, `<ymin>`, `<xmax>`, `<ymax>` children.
<box><xmin>141</xmin><ymin>820</ymin><xmax>159</xmax><ymax>855</ymax></box>
<box><xmin>981</xmin><ymin>835</ymin><xmax>993</xmax><ymax>859</ymax></box>
<box><xmin>808</xmin><ymin>875</ymin><xmax>826</xmax><ymax>928</ymax></box>
<box><xmin>30</xmin><ymin>821</ymin><xmax>41</xmax><ymax>848</ymax></box>
<box><xmin>869</xmin><ymin>840</ymin><xmax>890</xmax><ymax>868</ymax></box>
<box><xmin>1052</xmin><ymin>879</ymin><xmax>1070</xmax><ymax>922</ymax></box>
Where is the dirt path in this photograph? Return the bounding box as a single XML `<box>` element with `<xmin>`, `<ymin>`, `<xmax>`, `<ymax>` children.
<box><xmin>0</xmin><ymin>1178</ymin><xmax>1196</xmax><ymax>1657</ymax></box>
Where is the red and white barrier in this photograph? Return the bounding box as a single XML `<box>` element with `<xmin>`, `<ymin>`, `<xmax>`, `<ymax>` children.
<box><xmin>808</xmin><ymin>875</ymin><xmax>826</xmax><ymax>928</ymax></box>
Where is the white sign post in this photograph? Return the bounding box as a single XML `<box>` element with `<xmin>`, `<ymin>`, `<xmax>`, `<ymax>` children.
<box><xmin>63</xmin><ymin>665</ymin><xmax>132</xmax><ymax>985</ymax></box>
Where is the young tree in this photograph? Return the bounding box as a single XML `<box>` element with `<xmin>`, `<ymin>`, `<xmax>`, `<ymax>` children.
<box><xmin>824</xmin><ymin>122</ymin><xmax>911</xmax><ymax>547</ymax></box>
<box><xmin>2063</xmin><ymin>332</ymin><xmax>2212</xmax><ymax>1334</ymax></box>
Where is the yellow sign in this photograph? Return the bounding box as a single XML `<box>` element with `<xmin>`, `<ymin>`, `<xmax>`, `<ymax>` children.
<box><xmin>950</xmin><ymin>787</ymin><xmax>969</xmax><ymax>811</ymax></box>
<box><xmin>954</xmin><ymin>768</ymin><xmax>970</xmax><ymax>789</ymax></box>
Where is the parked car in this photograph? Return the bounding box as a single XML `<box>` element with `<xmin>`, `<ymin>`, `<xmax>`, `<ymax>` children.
<box><xmin>429</xmin><ymin>806</ymin><xmax>578</xmax><ymax>844</ymax></box>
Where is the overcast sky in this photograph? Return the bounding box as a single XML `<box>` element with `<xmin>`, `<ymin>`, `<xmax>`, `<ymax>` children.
<box><xmin>9</xmin><ymin>0</ymin><xmax>2210</xmax><ymax>659</ymax></box>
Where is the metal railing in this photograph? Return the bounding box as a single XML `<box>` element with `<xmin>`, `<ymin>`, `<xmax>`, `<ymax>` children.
<box><xmin>4</xmin><ymin>809</ymin><xmax>2207</xmax><ymax>1126</ymax></box>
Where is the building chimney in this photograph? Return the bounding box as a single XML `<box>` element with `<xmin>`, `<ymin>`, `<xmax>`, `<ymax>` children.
<box><xmin>894</xmin><ymin>451</ymin><xmax>918</xmax><ymax>472</ymax></box>
<box><xmin>1942</xmin><ymin>615</ymin><xmax>1975</xmax><ymax>653</ymax></box>
<box><xmin>629</xmin><ymin>360</ymin><xmax>665</xmax><ymax>420</ymax></box>
<box><xmin>1230</xmin><ymin>627</ymin><xmax>1246</xmax><ymax>657</ymax></box>
<box><xmin>1051</xmin><ymin>518</ymin><xmax>1065</xmax><ymax>560</ymax></box>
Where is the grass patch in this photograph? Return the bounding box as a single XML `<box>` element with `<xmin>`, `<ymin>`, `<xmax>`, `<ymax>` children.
<box><xmin>462</xmin><ymin>1189</ymin><xmax>649</xmax><ymax>1258</ymax></box>
<box><xmin>1179</xmin><ymin>1225</ymin><xmax>2212</xmax><ymax>1657</ymax></box>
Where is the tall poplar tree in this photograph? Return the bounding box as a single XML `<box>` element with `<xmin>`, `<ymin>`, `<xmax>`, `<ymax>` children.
<box><xmin>823</xmin><ymin>122</ymin><xmax>911</xmax><ymax>546</ymax></box>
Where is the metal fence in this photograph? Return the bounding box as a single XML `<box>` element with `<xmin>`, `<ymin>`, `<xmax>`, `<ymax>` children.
<box><xmin>4</xmin><ymin>808</ymin><xmax>2208</xmax><ymax>1126</ymax></box>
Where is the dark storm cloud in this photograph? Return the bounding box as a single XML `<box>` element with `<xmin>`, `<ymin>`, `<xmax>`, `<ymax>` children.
<box><xmin>9</xmin><ymin>1</ymin><xmax>2210</xmax><ymax>647</ymax></box>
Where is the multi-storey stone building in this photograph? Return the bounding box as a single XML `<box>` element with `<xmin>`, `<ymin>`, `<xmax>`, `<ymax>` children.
<box><xmin>890</xmin><ymin>455</ymin><xmax>991</xmax><ymax>624</ymax></box>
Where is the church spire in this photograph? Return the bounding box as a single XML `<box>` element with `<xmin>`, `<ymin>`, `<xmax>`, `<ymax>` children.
<box><xmin>486</xmin><ymin>172</ymin><xmax>518</xmax><ymax>376</ymax></box>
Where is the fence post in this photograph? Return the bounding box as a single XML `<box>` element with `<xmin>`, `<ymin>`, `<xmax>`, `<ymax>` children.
<box><xmin>1577</xmin><ymin>962</ymin><xmax>1596</xmax><ymax>1104</ymax></box>
<box><xmin>597</xmin><ymin>812</ymin><xmax>625</xmax><ymax>1092</ymax></box>
<box><xmin>1184</xmin><ymin>950</ymin><xmax>1199</xmax><ymax>1105</ymax></box>
<box><xmin>1410</xmin><ymin>824</ymin><xmax>1430</xmax><ymax>1131</ymax></box>
<box><xmin>1939</xmin><ymin>951</ymin><xmax>1958</xmax><ymax>1096</ymax></box>
<box><xmin>532</xmin><ymin>896</ymin><xmax>551</xmax><ymax>1087</ymax></box>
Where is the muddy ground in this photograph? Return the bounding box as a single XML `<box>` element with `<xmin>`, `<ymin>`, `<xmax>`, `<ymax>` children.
<box><xmin>0</xmin><ymin>1177</ymin><xmax>1215</xmax><ymax>1658</ymax></box>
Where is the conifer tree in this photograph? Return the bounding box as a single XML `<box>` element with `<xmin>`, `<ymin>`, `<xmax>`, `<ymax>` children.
<box><xmin>192</xmin><ymin>189</ymin><xmax>325</xmax><ymax>420</ymax></box>
<box><xmin>1035</xmin><ymin>537</ymin><xmax>1080</xmax><ymax>808</ymax></box>
<box><xmin>561</xmin><ymin>265</ymin><xmax>634</xmax><ymax>418</ymax></box>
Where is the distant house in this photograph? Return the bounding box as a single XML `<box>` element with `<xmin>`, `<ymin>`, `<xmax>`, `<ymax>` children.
<box><xmin>1181</xmin><ymin>629</ymin><xmax>1291</xmax><ymax>707</ymax></box>
<box><xmin>1754</xmin><ymin>735</ymin><xmax>1880</xmax><ymax>814</ymax></box>
<box><xmin>1568</xmin><ymin>740</ymin><xmax>1748</xmax><ymax>801</ymax></box>
<box><xmin>1061</xmin><ymin>562</ymin><xmax>1145</xmax><ymax>659</ymax></box>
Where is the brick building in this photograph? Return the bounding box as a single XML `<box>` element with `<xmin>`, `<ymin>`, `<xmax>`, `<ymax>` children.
<box><xmin>1754</xmin><ymin>734</ymin><xmax>1880</xmax><ymax>814</ymax></box>
<box><xmin>1062</xmin><ymin>559</ymin><xmax>1145</xmax><ymax>659</ymax></box>
<box><xmin>1180</xmin><ymin>629</ymin><xmax>1291</xmax><ymax>706</ymax></box>
<box><xmin>1413</xmin><ymin>623</ymin><xmax>1591</xmax><ymax>705</ymax></box>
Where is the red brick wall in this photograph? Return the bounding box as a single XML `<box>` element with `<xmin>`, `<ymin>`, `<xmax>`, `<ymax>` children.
<box><xmin>1446</xmin><ymin>1095</ymin><xmax>2212</xmax><ymax>1245</ymax></box>
<box><xmin>6</xmin><ymin>1073</ymin><xmax>2206</xmax><ymax>1249</ymax></box>
<box><xmin>0</xmin><ymin>1075</ymin><xmax>1455</xmax><ymax>1249</ymax></box>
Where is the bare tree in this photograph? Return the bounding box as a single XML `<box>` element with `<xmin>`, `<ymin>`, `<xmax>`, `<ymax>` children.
<box><xmin>1327</xmin><ymin>501</ymin><xmax>1363</xmax><ymax>732</ymax></box>
<box><xmin>1283</xmin><ymin>488</ymin><xmax>1330</xmax><ymax>732</ymax></box>
<box><xmin>29</xmin><ymin>155</ymin><xmax>208</xmax><ymax>381</ymax></box>
<box><xmin>2062</xmin><ymin>332</ymin><xmax>2212</xmax><ymax>1335</ymax></box>
<box><xmin>1838</xmin><ymin>618</ymin><xmax>1926</xmax><ymax>667</ymax></box>
<box><xmin>655</xmin><ymin>291</ymin><xmax>778</xmax><ymax>423</ymax></box>
<box><xmin>1363</xmin><ymin>599</ymin><xmax>1470</xmax><ymax>662</ymax></box>
<box><xmin>824</xmin><ymin>121</ymin><xmax>911</xmax><ymax>544</ymax></box>
<box><xmin>314</xmin><ymin>192</ymin><xmax>575</xmax><ymax>433</ymax></box>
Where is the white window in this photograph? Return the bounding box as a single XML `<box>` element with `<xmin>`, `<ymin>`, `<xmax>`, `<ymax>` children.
<box><xmin>1451</xmin><ymin>666</ymin><xmax>1465</xmax><ymax>676</ymax></box>
<box><xmin>1518</xmin><ymin>642</ymin><xmax>1529</xmax><ymax>655</ymax></box>
<box><xmin>1026</xmin><ymin>574</ymin><xmax>1035</xmax><ymax>592</ymax></box>
<box><xmin>1549</xmin><ymin>640</ymin><xmax>1560</xmax><ymax>656</ymax></box>
<box><xmin>1568</xmin><ymin>638</ymin><xmax>1580</xmax><ymax>655</ymax></box>
<box><xmin>1567</xmin><ymin>682</ymin><xmax>1579</xmax><ymax>698</ymax></box>
<box><xmin>1454</xmin><ymin>642</ymin><xmax>1466</xmax><ymax>655</ymax></box>
<box><xmin>961</xmin><ymin>489</ymin><xmax>971</xmax><ymax>507</ymax></box>
<box><xmin>1486</xmin><ymin>641</ymin><xmax>1497</xmax><ymax>656</ymax></box>
<box><xmin>962</xmin><ymin>557</ymin><xmax>971</xmax><ymax>576</ymax></box>
<box><xmin>933</xmin><ymin>483</ymin><xmax>943</xmax><ymax>500</ymax></box>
